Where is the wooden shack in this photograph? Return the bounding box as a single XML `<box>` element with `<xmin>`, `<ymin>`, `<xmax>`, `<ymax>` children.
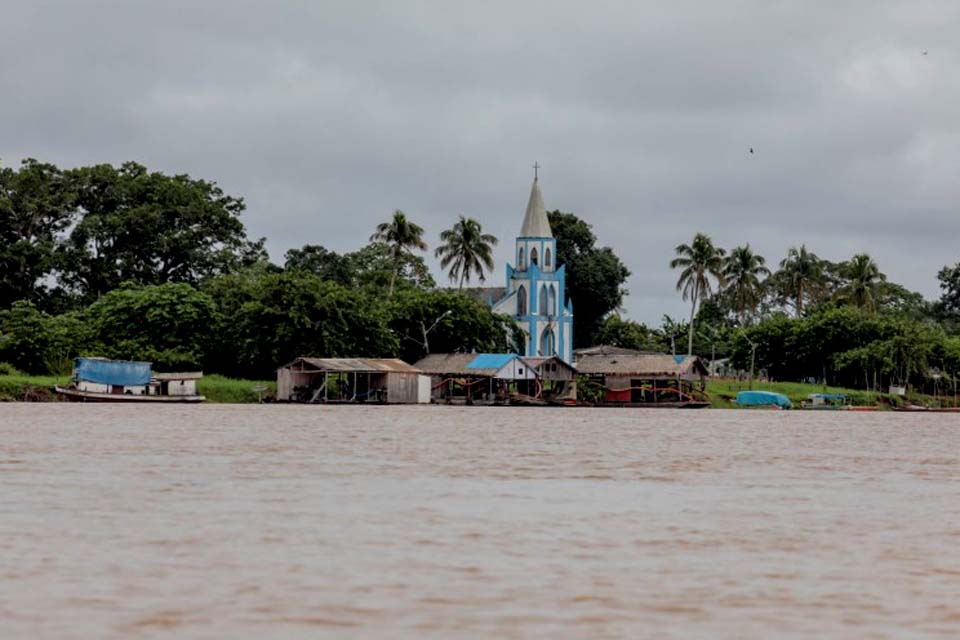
<box><xmin>414</xmin><ymin>353</ymin><xmax>540</xmax><ymax>404</ymax></box>
<box><xmin>276</xmin><ymin>357</ymin><xmax>429</xmax><ymax>404</ymax></box>
<box><xmin>575</xmin><ymin>348</ymin><xmax>709</xmax><ymax>407</ymax></box>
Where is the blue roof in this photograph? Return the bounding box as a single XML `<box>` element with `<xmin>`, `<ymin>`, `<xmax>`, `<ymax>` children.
<box><xmin>75</xmin><ymin>358</ymin><xmax>152</xmax><ymax>386</ymax></box>
<box><xmin>466</xmin><ymin>353</ymin><xmax>518</xmax><ymax>370</ymax></box>
<box><xmin>735</xmin><ymin>390</ymin><xmax>793</xmax><ymax>409</ymax></box>
<box><xmin>673</xmin><ymin>355</ymin><xmax>686</xmax><ymax>364</ymax></box>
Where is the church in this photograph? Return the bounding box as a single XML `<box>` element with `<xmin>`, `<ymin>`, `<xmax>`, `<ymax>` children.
<box><xmin>492</xmin><ymin>171</ymin><xmax>574</xmax><ymax>363</ymax></box>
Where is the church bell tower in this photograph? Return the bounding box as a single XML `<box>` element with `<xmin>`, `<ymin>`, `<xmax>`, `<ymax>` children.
<box><xmin>492</xmin><ymin>165</ymin><xmax>574</xmax><ymax>363</ymax></box>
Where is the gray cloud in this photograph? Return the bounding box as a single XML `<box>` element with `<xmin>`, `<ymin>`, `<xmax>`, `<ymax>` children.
<box><xmin>3</xmin><ymin>0</ymin><xmax>959</xmax><ymax>325</ymax></box>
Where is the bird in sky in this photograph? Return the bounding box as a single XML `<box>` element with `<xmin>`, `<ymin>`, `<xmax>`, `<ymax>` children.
<box><xmin>749</xmin><ymin>148</ymin><xmax>754</xmax><ymax>154</ymax></box>
<box><xmin>922</xmin><ymin>50</ymin><xmax>929</xmax><ymax>55</ymax></box>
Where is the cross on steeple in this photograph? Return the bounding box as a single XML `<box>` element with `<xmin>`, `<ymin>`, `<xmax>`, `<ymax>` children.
<box><xmin>533</xmin><ymin>161</ymin><xmax>540</xmax><ymax>180</ymax></box>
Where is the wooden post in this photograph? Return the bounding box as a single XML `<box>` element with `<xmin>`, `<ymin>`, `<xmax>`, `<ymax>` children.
<box><xmin>324</xmin><ymin>372</ymin><xmax>329</xmax><ymax>401</ymax></box>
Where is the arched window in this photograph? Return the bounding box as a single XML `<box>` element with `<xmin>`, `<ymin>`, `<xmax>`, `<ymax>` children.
<box><xmin>517</xmin><ymin>285</ymin><xmax>527</xmax><ymax>315</ymax></box>
<box><xmin>548</xmin><ymin>285</ymin><xmax>557</xmax><ymax>316</ymax></box>
<box><xmin>545</xmin><ymin>247</ymin><xmax>552</xmax><ymax>269</ymax></box>
<box><xmin>540</xmin><ymin>328</ymin><xmax>555</xmax><ymax>356</ymax></box>
<box><xmin>539</xmin><ymin>284</ymin><xmax>548</xmax><ymax>315</ymax></box>
<box><xmin>518</xmin><ymin>246</ymin><xmax>525</xmax><ymax>269</ymax></box>
<box><xmin>530</xmin><ymin>247</ymin><xmax>538</xmax><ymax>267</ymax></box>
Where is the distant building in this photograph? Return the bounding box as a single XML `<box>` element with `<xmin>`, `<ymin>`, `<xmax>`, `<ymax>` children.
<box><xmin>276</xmin><ymin>357</ymin><xmax>430</xmax><ymax>404</ymax></box>
<box><xmin>491</xmin><ymin>171</ymin><xmax>574</xmax><ymax>363</ymax></box>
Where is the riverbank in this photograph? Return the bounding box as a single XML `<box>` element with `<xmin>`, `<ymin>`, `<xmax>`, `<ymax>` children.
<box><xmin>704</xmin><ymin>379</ymin><xmax>894</xmax><ymax>408</ymax></box>
<box><xmin>0</xmin><ymin>373</ymin><xmax>276</xmax><ymax>403</ymax></box>
<box><xmin>0</xmin><ymin>372</ymin><xmax>928</xmax><ymax>407</ymax></box>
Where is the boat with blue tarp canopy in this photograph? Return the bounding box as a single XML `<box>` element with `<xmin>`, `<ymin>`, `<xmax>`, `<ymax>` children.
<box><xmin>56</xmin><ymin>358</ymin><xmax>204</xmax><ymax>402</ymax></box>
<box><xmin>75</xmin><ymin>358</ymin><xmax>152</xmax><ymax>386</ymax></box>
<box><xmin>735</xmin><ymin>390</ymin><xmax>792</xmax><ymax>409</ymax></box>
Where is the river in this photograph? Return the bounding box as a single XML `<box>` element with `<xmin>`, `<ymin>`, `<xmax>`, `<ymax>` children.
<box><xmin>2</xmin><ymin>404</ymin><xmax>959</xmax><ymax>638</ymax></box>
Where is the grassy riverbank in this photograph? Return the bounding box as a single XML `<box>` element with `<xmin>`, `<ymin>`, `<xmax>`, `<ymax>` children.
<box><xmin>705</xmin><ymin>379</ymin><xmax>890</xmax><ymax>408</ymax></box>
<box><xmin>0</xmin><ymin>372</ymin><xmax>275</xmax><ymax>403</ymax></box>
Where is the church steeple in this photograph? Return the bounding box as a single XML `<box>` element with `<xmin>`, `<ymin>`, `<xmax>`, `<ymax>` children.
<box><xmin>519</xmin><ymin>166</ymin><xmax>553</xmax><ymax>238</ymax></box>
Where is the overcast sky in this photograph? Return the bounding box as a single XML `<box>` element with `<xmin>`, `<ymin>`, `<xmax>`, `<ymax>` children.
<box><xmin>3</xmin><ymin>1</ymin><xmax>958</xmax><ymax>325</ymax></box>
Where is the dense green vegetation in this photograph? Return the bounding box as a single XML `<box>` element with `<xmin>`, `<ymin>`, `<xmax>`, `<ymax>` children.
<box><xmin>0</xmin><ymin>158</ymin><xmax>558</xmax><ymax>380</ymax></box>
<box><xmin>5</xmin><ymin>156</ymin><xmax>960</xmax><ymax>401</ymax></box>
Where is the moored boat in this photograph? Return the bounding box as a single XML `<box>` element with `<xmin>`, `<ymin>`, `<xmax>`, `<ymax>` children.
<box><xmin>55</xmin><ymin>358</ymin><xmax>205</xmax><ymax>403</ymax></box>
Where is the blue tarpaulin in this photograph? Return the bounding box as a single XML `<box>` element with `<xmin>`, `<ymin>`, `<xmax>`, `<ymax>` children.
<box><xmin>75</xmin><ymin>358</ymin><xmax>152</xmax><ymax>386</ymax></box>
<box><xmin>735</xmin><ymin>390</ymin><xmax>792</xmax><ymax>409</ymax></box>
<box><xmin>466</xmin><ymin>353</ymin><xmax>517</xmax><ymax>370</ymax></box>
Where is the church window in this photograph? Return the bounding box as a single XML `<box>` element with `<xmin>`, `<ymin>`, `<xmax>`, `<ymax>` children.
<box><xmin>539</xmin><ymin>285</ymin><xmax>548</xmax><ymax>315</ymax></box>
<box><xmin>548</xmin><ymin>285</ymin><xmax>557</xmax><ymax>316</ymax></box>
<box><xmin>518</xmin><ymin>246</ymin><xmax>525</xmax><ymax>269</ymax></box>
<box><xmin>545</xmin><ymin>247</ymin><xmax>552</xmax><ymax>268</ymax></box>
<box><xmin>517</xmin><ymin>285</ymin><xmax>527</xmax><ymax>315</ymax></box>
<box><xmin>540</xmin><ymin>328</ymin><xmax>555</xmax><ymax>356</ymax></box>
<box><xmin>530</xmin><ymin>247</ymin><xmax>538</xmax><ymax>267</ymax></box>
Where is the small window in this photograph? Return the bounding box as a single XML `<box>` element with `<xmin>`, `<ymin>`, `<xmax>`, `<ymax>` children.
<box><xmin>530</xmin><ymin>247</ymin><xmax>538</xmax><ymax>266</ymax></box>
<box><xmin>518</xmin><ymin>246</ymin><xmax>525</xmax><ymax>269</ymax></box>
<box><xmin>545</xmin><ymin>247</ymin><xmax>552</xmax><ymax>268</ymax></box>
<box><xmin>519</xmin><ymin>368</ymin><xmax>524</xmax><ymax>375</ymax></box>
<box><xmin>517</xmin><ymin>285</ymin><xmax>527</xmax><ymax>315</ymax></box>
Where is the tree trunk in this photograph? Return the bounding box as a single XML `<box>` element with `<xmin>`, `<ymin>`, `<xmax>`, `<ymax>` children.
<box><xmin>687</xmin><ymin>292</ymin><xmax>697</xmax><ymax>356</ymax></box>
<box><xmin>458</xmin><ymin>270</ymin><xmax>465</xmax><ymax>290</ymax></box>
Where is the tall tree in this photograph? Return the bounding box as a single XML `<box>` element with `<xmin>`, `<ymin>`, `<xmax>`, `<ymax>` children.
<box><xmin>777</xmin><ymin>244</ymin><xmax>822</xmax><ymax>317</ymax></box>
<box><xmin>547</xmin><ymin>211</ymin><xmax>630</xmax><ymax>348</ymax></box>
<box><xmin>434</xmin><ymin>216</ymin><xmax>497</xmax><ymax>289</ymax></box>
<box><xmin>59</xmin><ymin>162</ymin><xmax>264</xmax><ymax>302</ymax></box>
<box><xmin>840</xmin><ymin>253</ymin><xmax>885</xmax><ymax>312</ymax></box>
<box><xmin>670</xmin><ymin>232</ymin><xmax>726</xmax><ymax>355</ymax></box>
<box><xmin>723</xmin><ymin>244</ymin><xmax>770</xmax><ymax>326</ymax></box>
<box><xmin>370</xmin><ymin>210</ymin><xmax>427</xmax><ymax>297</ymax></box>
<box><xmin>0</xmin><ymin>159</ymin><xmax>75</xmax><ymax>309</ymax></box>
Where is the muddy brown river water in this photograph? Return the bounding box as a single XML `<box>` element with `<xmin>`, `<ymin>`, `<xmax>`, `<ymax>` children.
<box><xmin>2</xmin><ymin>404</ymin><xmax>959</xmax><ymax>638</ymax></box>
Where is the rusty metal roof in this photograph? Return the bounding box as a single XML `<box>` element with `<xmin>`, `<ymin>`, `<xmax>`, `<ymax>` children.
<box><xmin>575</xmin><ymin>353</ymin><xmax>708</xmax><ymax>379</ymax></box>
<box><xmin>281</xmin><ymin>357</ymin><xmax>421</xmax><ymax>374</ymax></box>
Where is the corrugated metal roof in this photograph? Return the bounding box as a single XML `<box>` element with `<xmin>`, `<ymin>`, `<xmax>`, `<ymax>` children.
<box><xmin>153</xmin><ymin>372</ymin><xmax>204</xmax><ymax>380</ymax></box>
<box><xmin>467</xmin><ymin>353</ymin><xmax>517</xmax><ymax>370</ymax></box>
<box><xmin>414</xmin><ymin>353</ymin><xmax>489</xmax><ymax>375</ymax></box>
<box><xmin>282</xmin><ymin>357</ymin><xmax>421</xmax><ymax>374</ymax></box>
<box><xmin>575</xmin><ymin>353</ymin><xmax>708</xmax><ymax>379</ymax></box>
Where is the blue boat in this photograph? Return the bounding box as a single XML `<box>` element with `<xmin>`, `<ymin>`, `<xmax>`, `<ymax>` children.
<box><xmin>735</xmin><ymin>390</ymin><xmax>792</xmax><ymax>410</ymax></box>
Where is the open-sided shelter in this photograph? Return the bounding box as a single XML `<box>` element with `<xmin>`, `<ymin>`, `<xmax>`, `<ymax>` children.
<box><xmin>276</xmin><ymin>357</ymin><xmax>429</xmax><ymax>404</ymax></box>
<box><xmin>414</xmin><ymin>353</ymin><xmax>540</xmax><ymax>404</ymax></box>
<box><xmin>575</xmin><ymin>349</ymin><xmax>709</xmax><ymax>407</ymax></box>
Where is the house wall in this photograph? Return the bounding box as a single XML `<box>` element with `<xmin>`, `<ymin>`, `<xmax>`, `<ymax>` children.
<box><xmin>277</xmin><ymin>368</ymin><xmax>318</xmax><ymax>401</ymax></box>
<box><xmin>495</xmin><ymin>359</ymin><xmax>537</xmax><ymax>380</ymax></box>
<box><xmin>386</xmin><ymin>372</ymin><xmax>422</xmax><ymax>404</ymax></box>
<box><xmin>166</xmin><ymin>380</ymin><xmax>198</xmax><ymax>396</ymax></box>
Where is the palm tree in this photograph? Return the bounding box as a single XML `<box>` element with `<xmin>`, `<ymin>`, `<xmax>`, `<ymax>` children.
<box><xmin>370</xmin><ymin>210</ymin><xmax>428</xmax><ymax>296</ymax></box>
<box><xmin>841</xmin><ymin>253</ymin><xmax>885</xmax><ymax>311</ymax></box>
<box><xmin>778</xmin><ymin>245</ymin><xmax>822</xmax><ymax>317</ymax></box>
<box><xmin>434</xmin><ymin>216</ymin><xmax>498</xmax><ymax>289</ymax></box>
<box><xmin>724</xmin><ymin>244</ymin><xmax>770</xmax><ymax>326</ymax></box>
<box><xmin>670</xmin><ymin>233</ymin><xmax>726</xmax><ymax>355</ymax></box>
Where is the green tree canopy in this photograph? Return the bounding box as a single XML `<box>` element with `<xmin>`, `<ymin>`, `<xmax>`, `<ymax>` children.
<box><xmin>723</xmin><ymin>244</ymin><xmax>770</xmax><ymax>326</ymax></box>
<box><xmin>670</xmin><ymin>232</ymin><xmax>725</xmax><ymax>355</ymax></box>
<box><xmin>388</xmin><ymin>289</ymin><xmax>515</xmax><ymax>363</ymax></box>
<box><xmin>0</xmin><ymin>159</ymin><xmax>76</xmax><ymax>309</ymax></box>
<box><xmin>370</xmin><ymin>210</ymin><xmax>428</xmax><ymax>297</ymax></box>
<box><xmin>435</xmin><ymin>216</ymin><xmax>497</xmax><ymax>288</ymax></box>
<box><xmin>59</xmin><ymin>162</ymin><xmax>265</xmax><ymax>303</ymax></box>
<box><xmin>84</xmin><ymin>282</ymin><xmax>217</xmax><ymax>370</ymax></box>
<box><xmin>547</xmin><ymin>210</ymin><xmax>630</xmax><ymax>348</ymax></box>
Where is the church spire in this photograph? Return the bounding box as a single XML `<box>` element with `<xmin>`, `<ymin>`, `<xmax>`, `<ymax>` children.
<box><xmin>520</xmin><ymin>164</ymin><xmax>553</xmax><ymax>238</ymax></box>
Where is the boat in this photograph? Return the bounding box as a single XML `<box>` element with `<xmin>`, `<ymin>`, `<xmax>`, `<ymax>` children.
<box><xmin>734</xmin><ymin>390</ymin><xmax>792</xmax><ymax>410</ymax></box>
<box><xmin>801</xmin><ymin>393</ymin><xmax>850</xmax><ymax>410</ymax></box>
<box><xmin>55</xmin><ymin>358</ymin><xmax>205</xmax><ymax>403</ymax></box>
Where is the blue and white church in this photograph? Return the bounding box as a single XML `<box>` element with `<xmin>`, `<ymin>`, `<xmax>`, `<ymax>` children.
<box><xmin>492</xmin><ymin>172</ymin><xmax>574</xmax><ymax>363</ymax></box>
